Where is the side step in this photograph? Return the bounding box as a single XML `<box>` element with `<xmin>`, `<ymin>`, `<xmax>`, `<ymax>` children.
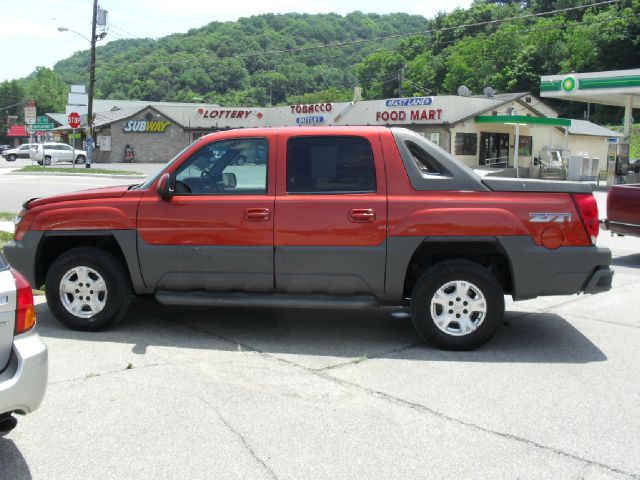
<box><xmin>155</xmin><ymin>290</ymin><xmax>378</xmax><ymax>309</ymax></box>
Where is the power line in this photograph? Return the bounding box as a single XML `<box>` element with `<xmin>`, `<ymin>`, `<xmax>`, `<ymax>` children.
<box><xmin>109</xmin><ymin>23</ymin><xmax>140</xmax><ymax>39</ymax></box>
<box><xmin>114</xmin><ymin>0</ymin><xmax>624</xmax><ymax>68</ymax></box>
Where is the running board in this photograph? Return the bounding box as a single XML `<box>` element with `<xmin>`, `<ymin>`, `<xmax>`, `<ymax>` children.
<box><xmin>155</xmin><ymin>290</ymin><xmax>378</xmax><ymax>309</ymax></box>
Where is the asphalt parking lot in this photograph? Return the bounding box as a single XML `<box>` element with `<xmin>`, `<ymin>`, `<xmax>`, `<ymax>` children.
<box><xmin>0</xmin><ymin>232</ymin><xmax>637</xmax><ymax>479</ymax></box>
<box><xmin>1</xmin><ymin>182</ymin><xmax>639</xmax><ymax>479</ymax></box>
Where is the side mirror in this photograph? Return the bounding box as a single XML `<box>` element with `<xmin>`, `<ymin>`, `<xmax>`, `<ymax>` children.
<box><xmin>156</xmin><ymin>172</ymin><xmax>175</xmax><ymax>200</ymax></box>
<box><xmin>222</xmin><ymin>172</ymin><xmax>237</xmax><ymax>188</ymax></box>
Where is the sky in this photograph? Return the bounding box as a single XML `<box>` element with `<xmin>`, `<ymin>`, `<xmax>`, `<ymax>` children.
<box><xmin>0</xmin><ymin>0</ymin><xmax>473</xmax><ymax>82</ymax></box>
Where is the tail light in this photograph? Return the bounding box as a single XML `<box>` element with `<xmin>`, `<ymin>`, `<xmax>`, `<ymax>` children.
<box><xmin>571</xmin><ymin>193</ymin><xmax>599</xmax><ymax>245</ymax></box>
<box><xmin>11</xmin><ymin>268</ymin><xmax>36</xmax><ymax>334</ymax></box>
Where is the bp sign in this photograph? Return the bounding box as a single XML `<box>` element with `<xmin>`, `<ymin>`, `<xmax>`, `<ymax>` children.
<box><xmin>561</xmin><ymin>75</ymin><xmax>577</xmax><ymax>93</ymax></box>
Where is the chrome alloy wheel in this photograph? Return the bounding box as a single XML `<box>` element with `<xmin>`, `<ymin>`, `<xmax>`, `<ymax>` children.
<box><xmin>59</xmin><ymin>266</ymin><xmax>108</xmax><ymax>318</ymax></box>
<box><xmin>430</xmin><ymin>280</ymin><xmax>487</xmax><ymax>336</ymax></box>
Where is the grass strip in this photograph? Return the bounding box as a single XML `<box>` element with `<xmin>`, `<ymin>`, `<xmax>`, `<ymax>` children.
<box><xmin>17</xmin><ymin>166</ymin><xmax>142</xmax><ymax>175</ymax></box>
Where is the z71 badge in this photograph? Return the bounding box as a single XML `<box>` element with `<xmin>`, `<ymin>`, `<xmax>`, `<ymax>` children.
<box><xmin>529</xmin><ymin>212</ymin><xmax>572</xmax><ymax>223</ymax></box>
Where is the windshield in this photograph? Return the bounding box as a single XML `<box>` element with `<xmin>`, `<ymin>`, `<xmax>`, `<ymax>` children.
<box><xmin>0</xmin><ymin>254</ymin><xmax>7</xmax><ymax>270</ymax></box>
<box><xmin>134</xmin><ymin>142</ymin><xmax>197</xmax><ymax>190</ymax></box>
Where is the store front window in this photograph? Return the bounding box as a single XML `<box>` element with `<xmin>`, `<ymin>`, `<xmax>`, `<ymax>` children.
<box><xmin>518</xmin><ymin>135</ymin><xmax>532</xmax><ymax>156</ymax></box>
<box><xmin>455</xmin><ymin>133</ymin><xmax>477</xmax><ymax>156</ymax></box>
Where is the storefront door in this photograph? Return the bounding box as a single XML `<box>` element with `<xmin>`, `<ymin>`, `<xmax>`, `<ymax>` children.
<box><xmin>479</xmin><ymin>132</ymin><xmax>509</xmax><ymax>167</ymax></box>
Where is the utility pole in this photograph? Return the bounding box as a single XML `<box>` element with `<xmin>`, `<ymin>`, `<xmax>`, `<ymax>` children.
<box><xmin>86</xmin><ymin>0</ymin><xmax>98</xmax><ymax>168</ymax></box>
<box><xmin>398</xmin><ymin>64</ymin><xmax>405</xmax><ymax>97</ymax></box>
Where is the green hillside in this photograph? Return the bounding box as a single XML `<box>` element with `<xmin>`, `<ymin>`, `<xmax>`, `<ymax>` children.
<box><xmin>2</xmin><ymin>0</ymin><xmax>639</xmax><ymax>135</ymax></box>
<box><xmin>53</xmin><ymin>12</ymin><xmax>429</xmax><ymax>105</ymax></box>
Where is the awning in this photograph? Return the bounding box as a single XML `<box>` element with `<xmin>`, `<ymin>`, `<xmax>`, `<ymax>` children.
<box><xmin>475</xmin><ymin>115</ymin><xmax>571</xmax><ymax>127</ymax></box>
<box><xmin>7</xmin><ymin>125</ymin><xmax>28</xmax><ymax>137</ymax></box>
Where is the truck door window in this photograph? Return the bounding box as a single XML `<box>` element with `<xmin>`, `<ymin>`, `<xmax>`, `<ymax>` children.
<box><xmin>174</xmin><ymin>138</ymin><xmax>268</xmax><ymax>195</ymax></box>
<box><xmin>287</xmin><ymin>136</ymin><xmax>376</xmax><ymax>194</ymax></box>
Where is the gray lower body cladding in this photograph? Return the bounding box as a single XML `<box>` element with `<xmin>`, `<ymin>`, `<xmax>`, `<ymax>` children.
<box><xmin>2</xmin><ymin>231</ymin><xmax>44</xmax><ymax>287</ymax></box>
<box><xmin>3</xmin><ymin>231</ymin><xmax>612</xmax><ymax>304</ymax></box>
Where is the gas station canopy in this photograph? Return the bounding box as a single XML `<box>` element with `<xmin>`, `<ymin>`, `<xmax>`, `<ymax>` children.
<box><xmin>541</xmin><ymin>68</ymin><xmax>638</xmax><ymax>183</ymax></box>
<box><xmin>540</xmin><ymin>68</ymin><xmax>640</xmax><ymax>108</ymax></box>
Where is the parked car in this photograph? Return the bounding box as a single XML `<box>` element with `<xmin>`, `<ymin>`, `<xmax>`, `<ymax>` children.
<box><xmin>0</xmin><ymin>256</ymin><xmax>48</xmax><ymax>436</ymax></box>
<box><xmin>629</xmin><ymin>159</ymin><xmax>640</xmax><ymax>174</ymax></box>
<box><xmin>1</xmin><ymin>143</ymin><xmax>36</xmax><ymax>162</ymax></box>
<box><xmin>32</xmin><ymin>143</ymin><xmax>87</xmax><ymax>165</ymax></box>
<box><xmin>601</xmin><ymin>183</ymin><xmax>640</xmax><ymax>237</ymax></box>
<box><xmin>3</xmin><ymin>126</ymin><xmax>613</xmax><ymax>350</ymax></box>
<box><xmin>0</xmin><ymin>145</ymin><xmax>11</xmax><ymax>154</ymax></box>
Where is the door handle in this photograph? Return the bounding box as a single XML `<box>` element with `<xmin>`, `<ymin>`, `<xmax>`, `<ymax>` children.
<box><xmin>349</xmin><ymin>208</ymin><xmax>376</xmax><ymax>223</ymax></box>
<box><xmin>245</xmin><ymin>208</ymin><xmax>271</xmax><ymax>221</ymax></box>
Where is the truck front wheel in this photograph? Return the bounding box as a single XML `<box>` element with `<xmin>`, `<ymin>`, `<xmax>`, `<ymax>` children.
<box><xmin>45</xmin><ymin>247</ymin><xmax>131</xmax><ymax>331</ymax></box>
<box><xmin>411</xmin><ymin>260</ymin><xmax>504</xmax><ymax>350</ymax></box>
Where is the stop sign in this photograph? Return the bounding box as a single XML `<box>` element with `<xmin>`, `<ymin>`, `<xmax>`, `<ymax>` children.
<box><xmin>68</xmin><ymin>112</ymin><xmax>81</xmax><ymax>129</ymax></box>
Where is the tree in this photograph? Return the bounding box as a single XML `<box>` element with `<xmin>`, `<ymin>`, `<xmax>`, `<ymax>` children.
<box><xmin>25</xmin><ymin>67</ymin><xmax>67</xmax><ymax>114</ymax></box>
<box><xmin>355</xmin><ymin>51</ymin><xmax>405</xmax><ymax>99</ymax></box>
<box><xmin>0</xmin><ymin>80</ymin><xmax>26</xmax><ymax>142</ymax></box>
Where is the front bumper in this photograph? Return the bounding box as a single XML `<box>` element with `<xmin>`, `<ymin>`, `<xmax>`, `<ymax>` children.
<box><xmin>0</xmin><ymin>330</ymin><xmax>48</xmax><ymax>415</ymax></box>
<box><xmin>2</xmin><ymin>231</ymin><xmax>44</xmax><ymax>288</ymax></box>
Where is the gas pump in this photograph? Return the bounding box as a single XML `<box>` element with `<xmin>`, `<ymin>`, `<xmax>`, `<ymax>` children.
<box><xmin>616</xmin><ymin>143</ymin><xmax>630</xmax><ymax>184</ymax></box>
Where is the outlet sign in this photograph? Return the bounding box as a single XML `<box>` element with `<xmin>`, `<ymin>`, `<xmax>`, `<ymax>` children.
<box><xmin>296</xmin><ymin>115</ymin><xmax>325</xmax><ymax>125</ymax></box>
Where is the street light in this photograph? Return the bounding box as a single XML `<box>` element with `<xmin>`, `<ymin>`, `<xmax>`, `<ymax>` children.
<box><xmin>58</xmin><ymin>1</ymin><xmax>106</xmax><ymax>168</ymax></box>
<box><xmin>57</xmin><ymin>26</ymin><xmax>90</xmax><ymax>42</ymax></box>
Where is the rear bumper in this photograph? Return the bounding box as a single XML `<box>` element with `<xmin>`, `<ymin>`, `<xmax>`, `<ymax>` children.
<box><xmin>498</xmin><ymin>237</ymin><xmax>613</xmax><ymax>300</ymax></box>
<box><xmin>0</xmin><ymin>330</ymin><xmax>48</xmax><ymax>416</ymax></box>
<box><xmin>600</xmin><ymin>218</ymin><xmax>640</xmax><ymax>237</ymax></box>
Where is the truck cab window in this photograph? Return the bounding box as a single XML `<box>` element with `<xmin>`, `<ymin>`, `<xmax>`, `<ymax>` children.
<box><xmin>287</xmin><ymin>136</ymin><xmax>376</xmax><ymax>194</ymax></box>
<box><xmin>175</xmin><ymin>138</ymin><xmax>268</xmax><ymax>195</ymax></box>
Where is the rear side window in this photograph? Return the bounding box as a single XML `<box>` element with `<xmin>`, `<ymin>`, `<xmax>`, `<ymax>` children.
<box><xmin>406</xmin><ymin>141</ymin><xmax>443</xmax><ymax>174</ymax></box>
<box><xmin>287</xmin><ymin>136</ymin><xmax>376</xmax><ymax>194</ymax></box>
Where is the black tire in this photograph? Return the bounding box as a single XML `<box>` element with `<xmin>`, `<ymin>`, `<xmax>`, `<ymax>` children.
<box><xmin>75</xmin><ymin>155</ymin><xmax>86</xmax><ymax>164</ymax></box>
<box><xmin>7</xmin><ymin>154</ymin><xmax>16</xmax><ymax>161</ymax></box>
<box><xmin>410</xmin><ymin>260</ymin><xmax>504</xmax><ymax>350</ymax></box>
<box><xmin>45</xmin><ymin>247</ymin><xmax>132</xmax><ymax>331</ymax></box>
<box><xmin>44</xmin><ymin>155</ymin><xmax>51</xmax><ymax>165</ymax></box>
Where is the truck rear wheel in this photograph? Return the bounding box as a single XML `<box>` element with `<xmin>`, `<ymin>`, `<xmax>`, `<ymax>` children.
<box><xmin>45</xmin><ymin>247</ymin><xmax>131</xmax><ymax>331</ymax></box>
<box><xmin>410</xmin><ymin>260</ymin><xmax>504</xmax><ymax>350</ymax></box>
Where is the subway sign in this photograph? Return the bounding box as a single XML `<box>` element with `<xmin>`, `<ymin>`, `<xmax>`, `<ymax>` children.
<box><xmin>385</xmin><ymin>97</ymin><xmax>433</xmax><ymax>107</ymax></box>
<box><xmin>123</xmin><ymin>120</ymin><xmax>171</xmax><ymax>133</ymax></box>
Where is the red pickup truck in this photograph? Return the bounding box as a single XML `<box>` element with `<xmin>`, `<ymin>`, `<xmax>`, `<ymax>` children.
<box><xmin>3</xmin><ymin>127</ymin><xmax>613</xmax><ymax>349</ymax></box>
<box><xmin>602</xmin><ymin>184</ymin><xmax>640</xmax><ymax>237</ymax></box>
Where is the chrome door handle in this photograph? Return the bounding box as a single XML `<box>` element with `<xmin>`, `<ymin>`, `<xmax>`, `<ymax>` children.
<box><xmin>245</xmin><ymin>208</ymin><xmax>271</xmax><ymax>221</ymax></box>
<box><xmin>349</xmin><ymin>208</ymin><xmax>376</xmax><ymax>223</ymax></box>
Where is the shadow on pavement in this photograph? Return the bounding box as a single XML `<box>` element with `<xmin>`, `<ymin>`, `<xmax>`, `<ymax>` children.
<box><xmin>611</xmin><ymin>253</ymin><xmax>640</xmax><ymax>268</ymax></box>
<box><xmin>0</xmin><ymin>438</ymin><xmax>32</xmax><ymax>480</ymax></box>
<box><xmin>35</xmin><ymin>297</ymin><xmax>607</xmax><ymax>365</ymax></box>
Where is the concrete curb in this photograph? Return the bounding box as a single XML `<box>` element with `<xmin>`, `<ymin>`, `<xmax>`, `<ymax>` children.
<box><xmin>8</xmin><ymin>172</ymin><xmax>146</xmax><ymax>180</ymax></box>
<box><xmin>0</xmin><ymin>220</ymin><xmax>14</xmax><ymax>234</ymax></box>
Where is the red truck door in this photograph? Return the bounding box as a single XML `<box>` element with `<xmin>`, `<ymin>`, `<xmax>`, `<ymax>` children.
<box><xmin>137</xmin><ymin>133</ymin><xmax>276</xmax><ymax>292</ymax></box>
<box><xmin>274</xmin><ymin>130</ymin><xmax>388</xmax><ymax>295</ymax></box>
